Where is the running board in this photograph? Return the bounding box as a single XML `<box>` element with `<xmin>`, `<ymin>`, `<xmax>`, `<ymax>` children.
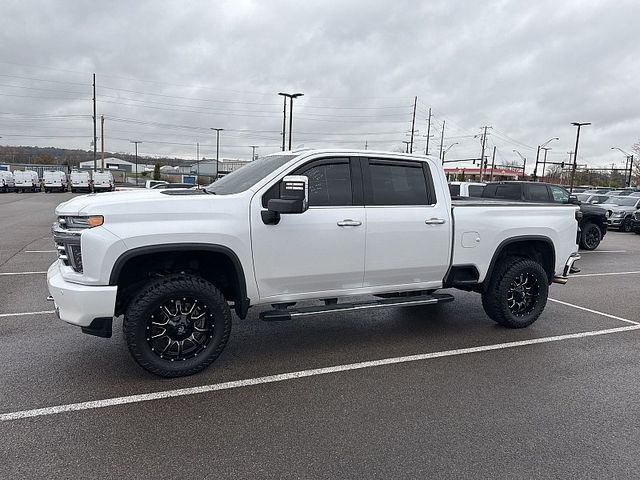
<box><xmin>260</xmin><ymin>293</ymin><xmax>454</xmax><ymax>321</ymax></box>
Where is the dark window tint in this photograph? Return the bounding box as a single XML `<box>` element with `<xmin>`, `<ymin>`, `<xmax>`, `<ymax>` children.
<box><xmin>468</xmin><ymin>185</ymin><xmax>484</xmax><ymax>197</ymax></box>
<box><xmin>368</xmin><ymin>162</ymin><xmax>430</xmax><ymax>205</ymax></box>
<box><xmin>302</xmin><ymin>163</ymin><xmax>352</xmax><ymax>206</ymax></box>
<box><xmin>449</xmin><ymin>184</ymin><xmax>461</xmax><ymax>196</ymax></box>
<box><xmin>527</xmin><ymin>184</ymin><xmax>550</xmax><ymax>202</ymax></box>
<box><xmin>482</xmin><ymin>184</ymin><xmax>521</xmax><ymax>200</ymax></box>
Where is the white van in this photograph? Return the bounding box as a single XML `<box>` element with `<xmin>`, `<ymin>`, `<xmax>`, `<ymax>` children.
<box><xmin>70</xmin><ymin>170</ymin><xmax>91</xmax><ymax>193</ymax></box>
<box><xmin>92</xmin><ymin>171</ymin><xmax>114</xmax><ymax>192</ymax></box>
<box><xmin>43</xmin><ymin>170</ymin><xmax>68</xmax><ymax>193</ymax></box>
<box><xmin>14</xmin><ymin>170</ymin><xmax>40</xmax><ymax>193</ymax></box>
<box><xmin>449</xmin><ymin>181</ymin><xmax>486</xmax><ymax>198</ymax></box>
<box><xmin>0</xmin><ymin>171</ymin><xmax>15</xmax><ymax>192</ymax></box>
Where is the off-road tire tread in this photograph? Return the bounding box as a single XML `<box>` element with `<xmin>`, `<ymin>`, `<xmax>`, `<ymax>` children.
<box><xmin>481</xmin><ymin>257</ymin><xmax>548</xmax><ymax>328</ymax></box>
<box><xmin>123</xmin><ymin>274</ymin><xmax>232</xmax><ymax>377</ymax></box>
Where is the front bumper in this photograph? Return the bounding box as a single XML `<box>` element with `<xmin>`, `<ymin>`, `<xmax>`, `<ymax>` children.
<box><xmin>47</xmin><ymin>261</ymin><xmax>117</xmax><ymax>327</ymax></box>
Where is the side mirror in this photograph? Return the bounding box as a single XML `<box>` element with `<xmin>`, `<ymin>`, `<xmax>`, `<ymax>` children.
<box><xmin>262</xmin><ymin>175</ymin><xmax>308</xmax><ymax>225</ymax></box>
<box><xmin>568</xmin><ymin>195</ymin><xmax>578</xmax><ymax>205</ymax></box>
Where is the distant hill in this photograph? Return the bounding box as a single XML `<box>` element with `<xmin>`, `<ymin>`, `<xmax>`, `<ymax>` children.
<box><xmin>0</xmin><ymin>145</ymin><xmax>186</xmax><ymax>167</ymax></box>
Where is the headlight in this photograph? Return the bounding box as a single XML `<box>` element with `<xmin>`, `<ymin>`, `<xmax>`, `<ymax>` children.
<box><xmin>59</xmin><ymin>215</ymin><xmax>104</xmax><ymax>229</ymax></box>
<box><xmin>612</xmin><ymin>211</ymin><xmax>624</xmax><ymax>217</ymax></box>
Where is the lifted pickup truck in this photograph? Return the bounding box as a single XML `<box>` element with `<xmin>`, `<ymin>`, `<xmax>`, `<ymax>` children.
<box><xmin>48</xmin><ymin>150</ymin><xmax>580</xmax><ymax>377</ymax></box>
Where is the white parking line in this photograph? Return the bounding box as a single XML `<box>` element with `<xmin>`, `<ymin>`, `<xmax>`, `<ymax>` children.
<box><xmin>548</xmin><ymin>298</ymin><xmax>639</xmax><ymax>325</ymax></box>
<box><xmin>571</xmin><ymin>271</ymin><xmax>640</xmax><ymax>278</ymax></box>
<box><xmin>0</xmin><ymin>271</ymin><xmax>47</xmax><ymax>276</ymax></box>
<box><xmin>0</xmin><ymin>310</ymin><xmax>55</xmax><ymax>318</ymax></box>
<box><xmin>23</xmin><ymin>250</ymin><xmax>56</xmax><ymax>253</ymax></box>
<box><xmin>2</xmin><ymin>323</ymin><xmax>639</xmax><ymax>422</ymax></box>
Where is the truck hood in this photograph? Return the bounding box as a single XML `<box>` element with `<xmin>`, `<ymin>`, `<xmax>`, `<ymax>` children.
<box><xmin>54</xmin><ymin>189</ymin><xmax>218</xmax><ymax>216</ymax></box>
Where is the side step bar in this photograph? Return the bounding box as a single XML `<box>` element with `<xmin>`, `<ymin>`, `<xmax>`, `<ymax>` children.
<box><xmin>260</xmin><ymin>293</ymin><xmax>454</xmax><ymax>322</ymax></box>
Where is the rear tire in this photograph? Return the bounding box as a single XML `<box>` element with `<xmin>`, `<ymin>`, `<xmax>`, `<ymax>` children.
<box><xmin>481</xmin><ymin>258</ymin><xmax>549</xmax><ymax>328</ymax></box>
<box><xmin>579</xmin><ymin>222</ymin><xmax>601</xmax><ymax>250</ymax></box>
<box><xmin>123</xmin><ymin>274</ymin><xmax>232</xmax><ymax>377</ymax></box>
<box><xmin>622</xmin><ymin>217</ymin><xmax>633</xmax><ymax>233</ymax></box>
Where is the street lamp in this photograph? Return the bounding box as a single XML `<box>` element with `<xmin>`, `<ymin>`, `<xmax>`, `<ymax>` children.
<box><xmin>129</xmin><ymin>140</ymin><xmax>142</xmax><ymax>187</ymax></box>
<box><xmin>611</xmin><ymin>147</ymin><xmax>634</xmax><ymax>187</ymax></box>
<box><xmin>210</xmin><ymin>127</ymin><xmax>224</xmax><ymax>164</ymax></box>
<box><xmin>533</xmin><ymin>137</ymin><xmax>558</xmax><ymax>181</ymax></box>
<box><xmin>540</xmin><ymin>146</ymin><xmax>552</xmax><ymax>182</ymax></box>
<box><xmin>442</xmin><ymin>142</ymin><xmax>458</xmax><ymax>163</ymax></box>
<box><xmin>278</xmin><ymin>92</ymin><xmax>303</xmax><ymax>150</ymax></box>
<box><xmin>513</xmin><ymin>150</ymin><xmax>527</xmax><ymax>180</ymax></box>
<box><xmin>569</xmin><ymin>122</ymin><xmax>591</xmax><ymax>193</ymax></box>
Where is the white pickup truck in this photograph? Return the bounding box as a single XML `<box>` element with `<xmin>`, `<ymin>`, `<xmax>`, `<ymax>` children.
<box><xmin>48</xmin><ymin>149</ymin><xmax>580</xmax><ymax>377</ymax></box>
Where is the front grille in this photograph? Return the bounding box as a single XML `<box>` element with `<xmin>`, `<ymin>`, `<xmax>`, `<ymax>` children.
<box><xmin>52</xmin><ymin>219</ymin><xmax>83</xmax><ymax>272</ymax></box>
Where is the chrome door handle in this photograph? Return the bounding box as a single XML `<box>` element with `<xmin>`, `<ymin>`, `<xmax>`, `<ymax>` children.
<box><xmin>337</xmin><ymin>219</ymin><xmax>362</xmax><ymax>227</ymax></box>
<box><xmin>425</xmin><ymin>218</ymin><xmax>446</xmax><ymax>225</ymax></box>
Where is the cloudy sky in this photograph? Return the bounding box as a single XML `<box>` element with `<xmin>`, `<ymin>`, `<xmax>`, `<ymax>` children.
<box><xmin>0</xmin><ymin>0</ymin><xmax>638</xmax><ymax>171</ymax></box>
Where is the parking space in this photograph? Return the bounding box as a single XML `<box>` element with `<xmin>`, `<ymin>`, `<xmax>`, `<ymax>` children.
<box><xmin>1</xmin><ymin>193</ymin><xmax>640</xmax><ymax>478</ymax></box>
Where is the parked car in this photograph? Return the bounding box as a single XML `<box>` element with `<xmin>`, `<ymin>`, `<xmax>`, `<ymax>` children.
<box><xmin>145</xmin><ymin>180</ymin><xmax>168</xmax><ymax>189</ymax></box>
<box><xmin>604</xmin><ymin>190</ymin><xmax>631</xmax><ymax>196</ymax></box>
<box><xmin>599</xmin><ymin>196</ymin><xmax>640</xmax><ymax>232</ymax></box>
<box><xmin>14</xmin><ymin>170</ymin><xmax>40</xmax><ymax>192</ymax></box>
<box><xmin>631</xmin><ymin>211</ymin><xmax>640</xmax><ymax>234</ymax></box>
<box><xmin>0</xmin><ymin>170</ymin><xmax>15</xmax><ymax>192</ymax></box>
<box><xmin>70</xmin><ymin>170</ymin><xmax>92</xmax><ymax>193</ymax></box>
<box><xmin>150</xmin><ymin>182</ymin><xmax>194</xmax><ymax>189</ymax></box>
<box><xmin>92</xmin><ymin>171</ymin><xmax>114</xmax><ymax>192</ymax></box>
<box><xmin>448</xmin><ymin>181</ymin><xmax>485</xmax><ymax>198</ymax></box>
<box><xmin>48</xmin><ymin>149</ymin><xmax>580</xmax><ymax>377</ymax></box>
<box><xmin>583</xmin><ymin>188</ymin><xmax>611</xmax><ymax>195</ymax></box>
<box><xmin>43</xmin><ymin>170</ymin><xmax>68</xmax><ymax>193</ymax></box>
<box><xmin>575</xmin><ymin>193</ymin><xmax>610</xmax><ymax>205</ymax></box>
<box><xmin>482</xmin><ymin>181</ymin><xmax>608</xmax><ymax>250</ymax></box>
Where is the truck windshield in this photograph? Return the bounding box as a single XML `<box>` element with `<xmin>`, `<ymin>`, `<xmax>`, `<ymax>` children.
<box><xmin>205</xmin><ymin>154</ymin><xmax>296</xmax><ymax>195</ymax></box>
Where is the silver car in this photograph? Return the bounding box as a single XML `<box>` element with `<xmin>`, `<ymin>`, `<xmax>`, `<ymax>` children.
<box><xmin>601</xmin><ymin>196</ymin><xmax>640</xmax><ymax>232</ymax></box>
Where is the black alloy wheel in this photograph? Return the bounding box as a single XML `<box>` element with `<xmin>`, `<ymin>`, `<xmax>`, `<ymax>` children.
<box><xmin>580</xmin><ymin>223</ymin><xmax>601</xmax><ymax>250</ymax></box>
<box><xmin>506</xmin><ymin>272</ymin><xmax>540</xmax><ymax>317</ymax></box>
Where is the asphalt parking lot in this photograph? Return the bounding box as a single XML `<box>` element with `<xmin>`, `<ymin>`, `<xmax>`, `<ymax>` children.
<box><xmin>1</xmin><ymin>192</ymin><xmax>640</xmax><ymax>479</ymax></box>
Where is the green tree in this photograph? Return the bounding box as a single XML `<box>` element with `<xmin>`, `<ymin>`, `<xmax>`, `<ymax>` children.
<box><xmin>153</xmin><ymin>163</ymin><xmax>161</xmax><ymax>181</ymax></box>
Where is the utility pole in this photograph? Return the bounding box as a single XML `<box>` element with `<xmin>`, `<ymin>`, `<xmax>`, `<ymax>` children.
<box><xmin>210</xmin><ymin>128</ymin><xmax>224</xmax><ymax>165</ymax></box>
<box><xmin>100</xmin><ymin>115</ymin><xmax>105</xmax><ymax>170</ymax></box>
<box><xmin>364</xmin><ymin>140</ymin><xmax>368</xmax><ymax>150</ymax></box>
<box><xmin>196</xmin><ymin>142</ymin><xmax>200</xmax><ymax>185</ymax></box>
<box><xmin>92</xmin><ymin>73</ymin><xmax>97</xmax><ymax>171</ymax></box>
<box><xmin>478</xmin><ymin>126</ymin><xmax>491</xmax><ymax>182</ymax></box>
<box><xmin>409</xmin><ymin>96</ymin><xmax>417</xmax><ymax>154</ymax></box>
<box><xmin>278</xmin><ymin>92</ymin><xmax>303</xmax><ymax>150</ymax></box>
<box><xmin>513</xmin><ymin>150</ymin><xmax>527</xmax><ymax>180</ymax></box>
<box><xmin>533</xmin><ymin>145</ymin><xmax>541</xmax><ymax>181</ymax></box>
<box><xmin>569</xmin><ymin>122</ymin><xmax>590</xmax><ymax>193</ymax></box>
<box><xmin>249</xmin><ymin>145</ymin><xmax>258</xmax><ymax>161</ymax></box>
<box><xmin>129</xmin><ymin>140</ymin><xmax>142</xmax><ymax>187</ymax></box>
<box><xmin>425</xmin><ymin>107</ymin><xmax>432</xmax><ymax>155</ymax></box>
<box><xmin>439</xmin><ymin>120</ymin><xmax>445</xmax><ymax>164</ymax></box>
<box><xmin>489</xmin><ymin>146</ymin><xmax>497</xmax><ymax>181</ymax></box>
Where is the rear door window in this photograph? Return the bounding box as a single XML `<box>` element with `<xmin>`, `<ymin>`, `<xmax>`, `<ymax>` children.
<box><xmin>365</xmin><ymin>160</ymin><xmax>434</xmax><ymax>206</ymax></box>
<box><xmin>449</xmin><ymin>184</ymin><xmax>461</xmax><ymax>196</ymax></box>
<box><xmin>483</xmin><ymin>184</ymin><xmax>521</xmax><ymax>200</ymax></box>
<box><xmin>468</xmin><ymin>185</ymin><xmax>484</xmax><ymax>197</ymax></box>
<box><xmin>526</xmin><ymin>184</ymin><xmax>550</xmax><ymax>202</ymax></box>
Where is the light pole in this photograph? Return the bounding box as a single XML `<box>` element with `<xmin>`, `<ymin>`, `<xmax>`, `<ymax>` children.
<box><xmin>611</xmin><ymin>147</ymin><xmax>634</xmax><ymax>187</ymax></box>
<box><xmin>533</xmin><ymin>137</ymin><xmax>558</xmax><ymax>181</ymax></box>
<box><xmin>569</xmin><ymin>122</ymin><xmax>590</xmax><ymax>193</ymax></box>
<box><xmin>249</xmin><ymin>145</ymin><xmax>259</xmax><ymax>161</ymax></box>
<box><xmin>129</xmin><ymin>140</ymin><xmax>142</xmax><ymax>186</ymax></box>
<box><xmin>278</xmin><ymin>92</ymin><xmax>303</xmax><ymax>150</ymax></box>
<box><xmin>210</xmin><ymin>128</ymin><xmax>224</xmax><ymax>165</ymax></box>
<box><xmin>441</xmin><ymin>142</ymin><xmax>458</xmax><ymax>163</ymax></box>
<box><xmin>513</xmin><ymin>150</ymin><xmax>527</xmax><ymax>180</ymax></box>
<box><xmin>540</xmin><ymin>146</ymin><xmax>552</xmax><ymax>182</ymax></box>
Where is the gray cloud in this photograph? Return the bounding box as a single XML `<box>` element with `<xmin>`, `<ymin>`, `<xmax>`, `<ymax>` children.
<box><xmin>0</xmin><ymin>0</ymin><xmax>638</xmax><ymax>169</ymax></box>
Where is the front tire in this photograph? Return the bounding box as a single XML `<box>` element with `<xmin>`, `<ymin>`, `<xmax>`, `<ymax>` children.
<box><xmin>622</xmin><ymin>217</ymin><xmax>633</xmax><ymax>233</ymax></box>
<box><xmin>123</xmin><ymin>274</ymin><xmax>232</xmax><ymax>377</ymax></box>
<box><xmin>481</xmin><ymin>258</ymin><xmax>549</xmax><ymax>328</ymax></box>
<box><xmin>579</xmin><ymin>222</ymin><xmax>601</xmax><ymax>250</ymax></box>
